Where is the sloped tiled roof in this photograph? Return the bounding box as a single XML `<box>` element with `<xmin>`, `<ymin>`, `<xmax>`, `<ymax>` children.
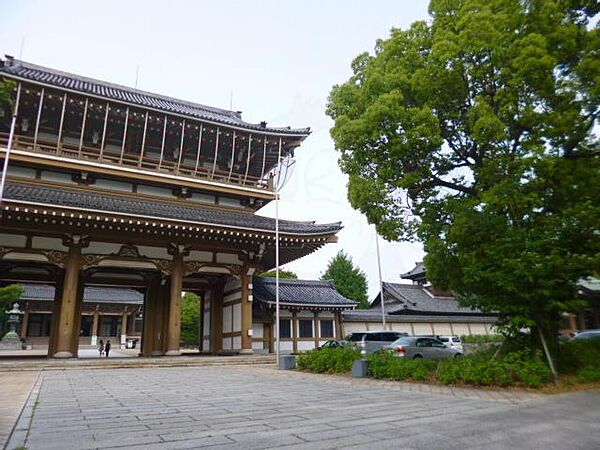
<box><xmin>372</xmin><ymin>282</ymin><xmax>494</xmax><ymax>317</ymax></box>
<box><xmin>400</xmin><ymin>261</ymin><xmax>426</xmax><ymax>280</ymax></box>
<box><xmin>252</xmin><ymin>277</ymin><xmax>357</xmax><ymax>308</ymax></box>
<box><xmin>0</xmin><ymin>57</ymin><xmax>310</xmax><ymax>136</ymax></box>
<box><xmin>3</xmin><ymin>182</ymin><xmax>342</xmax><ymax>236</ymax></box>
<box><xmin>20</xmin><ymin>284</ymin><xmax>143</xmax><ymax>305</ymax></box>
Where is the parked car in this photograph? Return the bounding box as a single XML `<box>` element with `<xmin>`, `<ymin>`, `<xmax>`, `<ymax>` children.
<box><xmin>437</xmin><ymin>335</ymin><xmax>464</xmax><ymax>353</ymax></box>
<box><xmin>347</xmin><ymin>331</ymin><xmax>409</xmax><ymax>355</ymax></box>
<box><xmin>387</xmin><ymin>336</ymin><xmax>462</xmax><ymax>359</ymax></box>
<box><xmin>572</xmin><ymin>330</ymin><xmax>600</xmax><ymax>340</ymax></box>
<box><xmin>318</xmin><ymin>339</ymin><xmax>348</xmax><ymax>349</ymax></box>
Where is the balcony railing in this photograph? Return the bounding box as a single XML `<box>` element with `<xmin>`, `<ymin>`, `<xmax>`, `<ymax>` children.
<box><xmin>0</xmin><ymin>132</ymin><xmax>271</xmax><ymax>190</ymax></box>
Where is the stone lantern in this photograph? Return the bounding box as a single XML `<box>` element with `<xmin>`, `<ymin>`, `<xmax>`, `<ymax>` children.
<box><xmin>0</xmin><ymin>302</ymin><xmax>25</xmax><ymax>350</ymax></box>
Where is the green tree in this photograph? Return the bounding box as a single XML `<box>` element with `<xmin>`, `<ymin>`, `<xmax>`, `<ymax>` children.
<box><xmin>258</xmin><ymin>269</ymin><xmax>299</xmax><ymax>279</ymax></box>
<box><xmin>180</xmin><ymin>292</ymin><xmax>201</xmax><ymax>346</ymax></box>
<box><xmin>0</xmin><ymin>79</ymin><xmax>16</xmax><ymax>107</ymax></box>
<box><xmin>327</xmin><ymin>0</ymin><xmax>599</xmax><ymax>367</ymax></box>
<box><xmin>0</xmin><ymin>284</ymin><xmax>23</xmax><ymax>334</ymax></box>
<box><xmin>321</xmin><ymin>251</ymin><xmax>369</xmax><ymax>309</ymax></box>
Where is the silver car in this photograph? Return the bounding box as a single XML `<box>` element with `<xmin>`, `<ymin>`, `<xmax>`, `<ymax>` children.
<box><xmin>386</xmin><ymin>336</ymin><xmax>462</xmax><ymax>359</ymax></box>
<box><xmin>347</xmin><ymin>331</ymin><xmax>409</xmax><ymax>355</ymax></box>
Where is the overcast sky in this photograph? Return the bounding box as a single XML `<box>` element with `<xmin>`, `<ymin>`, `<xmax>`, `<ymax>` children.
<box><xmin>2</xmin><ymin>0</ymin><xmax>430</xmax><ymax>297</ymax></box>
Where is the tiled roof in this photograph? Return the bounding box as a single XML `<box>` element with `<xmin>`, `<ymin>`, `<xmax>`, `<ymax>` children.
<box><xmin>3</xmin><ymin>182</ymin><xmax>342</xmax><ymax>236</ymax></box>
<box><xmin>400</xmin><ymin>261</ymin><xmax>426</xmax><ymax>280</ymax></box>
<box><xmin>252</xmin><ymin>277</ymin><xmax>357</xmax><ymax>308</ymax></box>
<box><xmin>20</xmin><ymin>284</ymin><xmax>143</xmax><ymax>305</ymax></box>
<box><xmin>0</xmin><ymin>57</ymin><xmax>310</xmax><ymax>136</ymax></box>
<box><xmin>342</xmin><ymin>309</ymin><xmax>496</xmax><ymax>323</ymax></box>
<box><xmin>373</xmin><ymin>282</ymin><xmax>494</xmax><ymax>316</ymax></box>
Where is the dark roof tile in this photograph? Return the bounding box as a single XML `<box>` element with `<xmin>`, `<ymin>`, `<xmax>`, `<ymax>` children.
<box><xmin>253</xmin><ymin>277</ymin><xmax>356</xmax><ymax>308</ymax></box>
<box><xmin>20</xmin><ymin>284</ymin><xmax>143</xmax><ymax>305</ymax></box>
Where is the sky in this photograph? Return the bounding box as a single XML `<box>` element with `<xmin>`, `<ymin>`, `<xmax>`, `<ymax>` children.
<box><xmin>1</xmin><ymin>0</ymin><xmax>431</xmax><ymax>297</ymax></box>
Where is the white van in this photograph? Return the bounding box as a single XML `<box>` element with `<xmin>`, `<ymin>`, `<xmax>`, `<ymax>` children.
<box><xmin>437</xmin><ymin>335</ymin><xmax>463</xmax><ymax>353</ymax></box>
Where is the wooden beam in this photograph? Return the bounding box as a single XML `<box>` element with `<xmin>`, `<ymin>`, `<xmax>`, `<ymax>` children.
<box><xmin>33</xmin><ymin>88</ymin><xmax>44</xmax><ymax>150</ymax></box>
<box><xmin>227</xmin><ymin>131</ymin><xmax>236</xmax><ymax>182</ymax></box>
<box><xmin>56</xmin><ymin>93</ymin><xmax>67</xmax><ymax>151</ymax></box>
<box><xmin>119</xmin><ymin>106</ymin><xmax>129</xmax><ymax>164</ymax></box>
<box><xmin>176</xmin><ymin>119</ymin><xmax>185</xmax><ymax>173</ymax></box>
<box><xmin>99</xmin><ymin>102</ymin><xmax>110</xmax><ymax>161</ymax></box>
<box><xmin>158</xmin><ymin>114</ymin><xmax>167</xmax><ymax>169</ymax></box>
<box><xmin>243</xmin><ymin>134</ymin><xmax>252</xmax><ymax>184</ymax></box>
<box><xmin>78</xmin><ymin>98</ymin><xmax>88</xmax><ymax>157</ymax></box>
<box><xmin>210</xmin><ymin>127</ymin><xmax>220</xmax><ymax>179</ymax></box>
<box><xmin>138</xmin><ymin>111</ymin><xmax>149</xmax><ymax>168</ymax></box>
<box><xmin>194</xmin><ymin>123</ymin><xmax>203</xmax><ymax>176</ymax></box>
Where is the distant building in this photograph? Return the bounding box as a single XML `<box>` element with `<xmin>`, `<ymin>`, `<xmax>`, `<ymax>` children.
<box><xmin>341</xmin><ymin>262</ymin><xmax>498</xmax><ymax>336</ymax></box>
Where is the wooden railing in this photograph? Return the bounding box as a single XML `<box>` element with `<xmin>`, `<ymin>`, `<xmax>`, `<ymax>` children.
<box><xmin>0</xmin><ymin>132</ymin><xmax>271</xmax><ymax>190</ymax></box>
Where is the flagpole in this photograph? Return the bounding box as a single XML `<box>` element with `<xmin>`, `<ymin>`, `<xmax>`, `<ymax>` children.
<box><xmin>375</xmin><ymin>229</ymin><xmax>386</xmax><ymax>328</ymax></box>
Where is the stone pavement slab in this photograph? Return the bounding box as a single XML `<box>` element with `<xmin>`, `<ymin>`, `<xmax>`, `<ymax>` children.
<box><xmin>0</xmin><ymin>370</ymin><xmax>38</xmax><ymax>449</ymax></box>
<box><xmin>5</xmin><ymin>365</ymin><xmax>600</xmax><ymax>449</ymax></box>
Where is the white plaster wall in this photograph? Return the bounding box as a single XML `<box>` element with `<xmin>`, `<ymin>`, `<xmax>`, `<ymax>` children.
<box><xmin>232</xmin><ymin>303</ymin><xmax>241</xmax><ymax>332</ymax></box>
<box><xmin>342</xmin><ymin>322</ymin><xmax>369</xmax><ymax>335</ymax></box>
<box><xmin>318</xmin><ymin>312</ymin><xmax>334</xmax><ymax>319</ymax></box>
<box><xmin>413</xmin><ymin>323</ymin><xmax>434</xmax><ymax>335</ymax></box>
<box><xmin>224</xmin><ymin>291</ymin><xmax>241</xmax><ymax>304</ymax></box>
<box><xmin>0</xmin><ymin>233</ymin><xmax>26</xmax><ymax>248</ymax></box>
<box><xmin>202</xmin><ymin>339</ymin><xmax>210</xmax><ymax>350</ymax></box>
<box><xmin>225</xmin><ymin>278</ymin><xmax>241</xmax><ymax>292</ymax></box>
<box><xmin>297</xmin><ymin>310</ymin><xmax>313</xmax><ymax>318</ymax></box>
<box><xmin>223</xmin><ymin>305</ymin><xmax>232</xmax><ymax>333</ymax></box>
<box><xmin>137</xmin><ymin>185</ymin><xmax>172</xmax><ymax>197</ymax></box>
<box><xmin>31</xmin><ymin>237</ymin><xmax>67</xmax><ymax>251</ymax></box>
<box><xmin>217</xmin><ymin>253</ymin><xmax>241</xmax><ymax>264</ymax></box>
<box><xmin>94</xmin><ymin>178</ymin><xmax>132</xmax><ymax>192</ymax></box>
<box><xmin>138</xmin><ymin>246</ymin><xmax>170</xmax><ymax>259</ymax></box>
<box><xmin>185</xmin><ymin>250</ymin><xmax>212</xmax><ymax>262</ymax></box>
<box><xmin>280</xmin><ymin>341</ymin><xmax>293</xmax><ymax>353</ymax></box>
<box><xmin>41</xmin><ymin>170</ymin><xmax>76</xmax><ymax>184</ymax></box>
<box><xmin>432</xmin><ymin>324</ymin><xmax>453</xmax><ymax>335</ymax></box>
<box><xmin>452</xmin><ymin>324</ymin><xmax>471</xmax><ymax>335</ymax></box>
<box><xmin>7</xmin><ymin>166</ymin><xmax>36</xmax><ymax>178</ymax></box>
<box><xmin>470</xmin><ymin>323</ymin><xmax>489</xmax><ymax>335</ymax></box>
<box><xmin>83</xmin><ymin>242</ymin><xmax>121</xmax><ymax>255</ymax></box>
<box><xmin>252</xmin><ymin>323</ymin><xmax>264</xmax><ymax>338</ymax></box>
<box><xmin>222</xmin><ymin>337</ymin><xmax>232</xmax><ymax>350</ymax></box>
<box><xmin>297</xmin><ymin>341</ymin><xmax>316</xmax><ymax>351</ymax></box>
<box><xmin>232</xmin><ymin>336</ymin><xmax>241</xmax><ymax>350</ymax></box>
<box><xmin>389</xmin><ymin>323</ymin><xmax>413</xmax><ymax>334</ymax></box>
<box><xmin>252</xmin><ymin>341</ymin><xmax>264</xmax><ymax>350</ymax></box>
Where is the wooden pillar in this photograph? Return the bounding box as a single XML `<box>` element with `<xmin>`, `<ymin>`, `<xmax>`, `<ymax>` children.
<box><xmin>210</xmin><ymin>279</ymin><xmax>224</xmax><ymax>355</ymax></box>
<box><xmin>166</xmin><ymin>254</ymin><xmax>183</xmax><ymax>355</ymax></box>
<box><xmin>334</xmin><ymin>310</ymin><xmax>343</xmax><ymax>339</ymax></box>
<box><xmin>292</xmin><ymin>311</ymin><xmax>298</xmax><ymax>354</ymax></box>
<box><xmin>52</xmin><ymin>237</ymin><xmax>85</xmax><ymax>358</ymax></box>
<box><xmin>314</xmin><ymin>311</ymin><xmax>319</xmax><ymax>348</ymax></box>
<box><xmin>20</xmin><ymin>304</ymin><xmax>30</xmax><ymax>340</ymax></box>
<box><xmin>47</xmin><ymin>271</ymin><xmax>64</xmax><ymax>357</ymax></box>
<box><xmin>141</xmin><ymin>274</ymin><xmax>169</xmax><ymax>356</ymax></box>
<box><xmin>240</xmin><ymin>269</ymin><xmax>254</xmax><ymax>354</ymax></box>
<box><xmin>91</xmin><ymin>309</ymin><xmax>100</xmax><ymax>346</ymax></box>
<box><xmin>121</xmin><ymin>310</ymin><xmax>128</xmax><ymax>349</ymax></box>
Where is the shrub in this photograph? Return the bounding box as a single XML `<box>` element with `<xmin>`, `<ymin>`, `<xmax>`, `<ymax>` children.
<box><xmin>437</xmin><ymin>350</ymin><xmax>551</xmax><ymax>388</ymax></box>
<box><xmin>460</xmin><ymin>334</ymin><xmax>504</xmax><ymax>344</ymax></box>
<box><xmin>368</xmin><ymin>351</ymin><xmax>437</xmax><ymax>382</ymax></box>
<box><xmin>559</xmin><ymin>339</ymin><xmax>600</xmax><ymax>382</ymax></box>
<box><xmin>296</xmin><ymin>347</ymin><xmax>361</xmax><ymax>374</ymax></box>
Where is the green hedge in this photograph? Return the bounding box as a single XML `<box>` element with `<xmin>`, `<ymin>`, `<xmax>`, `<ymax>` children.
<box><xmin>296</xmin><ymin>347</ymin><xmax>361</xmax><ymax>373</ymax></box>
<box><xmin>368</xmin><ymin>351</ymin><xmax>437</xmax><ymax>382</ymax></box>
<box><xmin>559</xmin><ymin>339</ymin><xmax>600</xmax><ymax>382</ymax></box>
<box><xmin>437</xmin><ymin>350</ymin><xmax>551</xmax><ymax>388</ymax></box>
<box><xmin>460</xmin><ymin>334</ymin><xmax>504</xmax><ymax>344</ymax></box>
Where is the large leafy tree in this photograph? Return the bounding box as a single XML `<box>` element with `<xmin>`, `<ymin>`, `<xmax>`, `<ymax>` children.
<box><xmin>258</xmin><ymin>269</ymin><xmax>299</xmax><ymax>279</ymax></box>
<box><xmin>180</xmin><ymin>292</ymin><xmax>201</xmax><ymax>346</ymax></box>
<box><xmin>321</xmin><ymin>251</ymin><xmax>369</xmax><ymax>309</ymax></box>
<box><xmin>327</xmin><ymin>0</ymin><xmax>599</xmax><ymax>358</ymax></box>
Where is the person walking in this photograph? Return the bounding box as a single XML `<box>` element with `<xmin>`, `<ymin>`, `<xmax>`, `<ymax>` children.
<box><xmin>98</xmin><ymin>339</ymin><xmax>104</xmax><ymax>357</ymax></box>
<box><xmin>105</xmin><ymin>340</ymin><xmax>111</xmax><ymax>358</ymax></box>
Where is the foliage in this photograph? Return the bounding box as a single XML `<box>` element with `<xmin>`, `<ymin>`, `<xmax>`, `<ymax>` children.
<box><xmin>368</xmin><ymin>351</ymin><xmax>437</xmax><ymax>382</ymax></box>
<box><xmin>0</xmin><ymin>79</ymin><xmax>16</xmax><ymax>108</ymax></box>
<box><xmin>321</xmin><ymin>250</ymin><xmax>369</xmax><ymax>309</ymax></box>
<box><xmin>326</xmin><ymin>0</ymin><xmax>600</xmax><ymax>355</ymax></box>
<box><xmin>460</xmin><ymin>334</ymin><xmax>504</xmax><ymax>344</ymax></box>
<box><xmin>258</xmin><ymin>269</ymin><xmax>298</xmax><ymax>279</ymax></box>
<box><xmin>297</xmin><ymin>347</ymin><xmax>361</xmax><ymax>373</ymax></box>
<box><xmin>180</xmin><ymin>292</ymin><xmax>201</xmax><ymax>346</ymax></box>
<box><xmin>0</xmin><ymin>284</ymin><xmax>23</xmax><ymax>334</ymax></box>
<box><xmin>437</xmin><ymin>350</ymin><xmax>552</xmax><ymax>388</ymax></box>
<box><xmin>559</xmin><ymin>339</ymin><xmax>600</xmax><ymax>382</ymax></box>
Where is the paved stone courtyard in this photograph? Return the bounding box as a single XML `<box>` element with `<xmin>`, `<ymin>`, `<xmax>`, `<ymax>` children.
<box><xmin>6</xmin><ymin>365</ymin><xmax>600</xmax><ymax>450</ymax></box>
